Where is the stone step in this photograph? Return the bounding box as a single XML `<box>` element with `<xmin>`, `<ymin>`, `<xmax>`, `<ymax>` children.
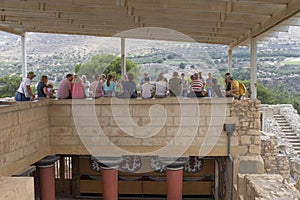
<box><xmin>281</xmin><ymin>126</ymin><xmax>293</xmax><ymax>129</ymax></box>
<box><xmin>283</xmin><ymin>131</ymin><xmax>295</xmax><ymax>133</ymax></box>
<box><xmin>274</xmin><ymin>114</ymin><xmax>284</xmax><ymax>117</ymax></box>
<box><xmin>277</xmin><ymin>121</ymin><xmax>289</xmax><ymax>123</ymax></box>
<box><xmin>289</xmin><ymin>141</ymin><xmax>300</xmax><ymax>144</ymax></box>
<box><xmin>286</xmin><ymin>140</ymin><xmax>300</xmax><ymax>144</ymax></box>
<box><xmin>284</xmin><ymin>136</ymin><xmax>299</xmax><ymax>140</ymax></box>
<box><xmin>284</xmin><ymin>133</ymin><xmax>297</xmax><ymax>136</ymax></box>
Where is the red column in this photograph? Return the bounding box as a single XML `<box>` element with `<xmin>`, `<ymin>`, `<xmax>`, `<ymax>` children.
<box><xmin>166</xmin><ymin>167</ymin><xmax>183</xmax><ymax>200</ymax></box>
<box><xmin>101</xmin><ymin>167</ymin><xmax>118</xmax><ymax>200</ymax></box>
<box><xmin>38</xmin><ymin>165</ymin><xmax>55</xmax><ymax>200</ymax></box>
<box><xmin>36</xmin><ymin>155</ymin><xmax>59</xmax><ymax>200</ymax></box>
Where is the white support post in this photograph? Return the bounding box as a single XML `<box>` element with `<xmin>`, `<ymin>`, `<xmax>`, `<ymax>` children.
<box><xmin>250</xmin><ymin>38</ymin><xmax>257</xmax><ymax>99</ymax></box>
<box><xmin>228</xmin><ymin>49</ymin><xmax>233</xmax><ymax>73</ymax></box>
<box><xmin>21</xmin><ymin>33</ymin><xmax>27</xmax><ymax>79</ymax></box>
<box><xmin>121</xmin><ymin>37</ymin><xmax>126</xmax><ymax>76</ymax></box>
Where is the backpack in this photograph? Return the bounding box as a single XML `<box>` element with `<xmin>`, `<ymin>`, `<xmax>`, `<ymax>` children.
<box><xmin>239</xmin><ymin>82</ymin><xmax>246</xmax><ymax>96</ymax></box>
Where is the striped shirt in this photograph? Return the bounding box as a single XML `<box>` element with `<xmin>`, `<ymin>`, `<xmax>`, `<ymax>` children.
<box><xmin>190</xmin><ymin>80</ymin><xmax>203</xmax><ymax>92</ymax></box>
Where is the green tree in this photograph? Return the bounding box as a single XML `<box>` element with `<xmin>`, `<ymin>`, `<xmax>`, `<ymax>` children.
<box><xmin>74</xmin><ymin>63</ymin><xmax>82</xmax><ymax>74</ymax></box>
<box><xmin>241</xmin><ymin>80</ymin><xmax>275</xmax><ymax>104</ymax></box>
<box><xmin>77</xmin><ymin>54</ymin><xmax>141</xmax><ymax>81</ymax></box>
<box><xmin>0</xmin><ymin>75</ymin><xmax>22</xmax><ymax>98</ymax></box>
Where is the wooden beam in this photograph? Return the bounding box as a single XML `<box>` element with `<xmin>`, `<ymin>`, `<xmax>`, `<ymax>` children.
<box><xmin>0</xmin><ymin>25</ymin><xmax>24</xmax><ymax>36</ymax></box>
<box><xmin>229</xmin><ymin>0</ymin><xmax>300</xmax><ymax>48</ymax></box>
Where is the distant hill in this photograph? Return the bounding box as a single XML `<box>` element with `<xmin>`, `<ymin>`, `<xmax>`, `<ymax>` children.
<box><xmin>0</xmin><ymin>27</ymin><xmax>300</xmax><ymax>96</ymax></box>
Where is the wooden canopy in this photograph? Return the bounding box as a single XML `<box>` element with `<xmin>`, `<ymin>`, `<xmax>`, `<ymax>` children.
<box><xmin>0</xmin><ymin>0</ymin><xmax>300</xmax><ymax>49</ymax></box>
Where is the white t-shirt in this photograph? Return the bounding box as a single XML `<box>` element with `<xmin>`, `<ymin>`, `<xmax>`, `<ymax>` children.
<box><xmin>17</xmin><ymin>77</ymin><xmax>31</xmax><ymax>97</ymax></box>
<box><xmin>82</xmin><ymin>80</ymin><xmax>90</xmax><ymax>95</ymax></box>
<box><xmin>141</xmin><ymin>83</ymin><xmax>152</xmax><ymax>98</ymax></box>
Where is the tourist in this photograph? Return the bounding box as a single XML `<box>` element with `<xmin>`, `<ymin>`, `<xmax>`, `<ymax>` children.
<box><xmin>121</xmin><ymin>73</ymin><xmax>137</xmax><ymax>98</ymax></box>
<box><xmin>72</xmin><ymin>75</ymin><xmax>85</xmax><ymax>99</ymax></box>
<box><xmin>141</xmin><ymin>77</ymin><xmax>152</xmax><ymax>99</ymax></box>
<box><xmin>90</xmin><ymin>74</ymin><xmax>103</xmax><ymax>98</ymax></box>
<box><xmin>211</xmin><ymin>78</ymin><xmax>224</xmax><ymax>98</ymax></box>
<box><xmin>140</xmin><ymin>71</ymin><xmax>151</xmax><ymax>86</ymax></box>
<box><xmin>206</xmin><ymin>72</ymin><xmax>213</xmax><ymax>97</ymax></box>
<box><xmin>155</xmin><ymin>73</ymin><xmax>168</xmax><ymax>98</ymax></box>
<box><xmin>169</xmin><ymin>71</ymin><xmax>182</xmax><ymax>96</ymax></box>
<box><xmin>37</xmin><ymin>75</ymin><xmax>51</xmax><ymax>98</ymax></box>
<box><xmin>198</xmin><ymin>71</ymin><xmax>205</xmax><ymax>85</ymax></box>
<box><xmin>156</xmin><ymin>72</ymin><xmax>168</xmax><ymax>82</ymax></box>
<box><xmin>81</xmin><ymin>75</ymin><xmax>90</xmax><ymax>97</ymax></box>
<box><xmin>225</xmin><ymin>74</ymin><xmax>239</xmax><ymax>99</ymax></box>
<box><xmin>46</xmin><ymin>83</ymin><xmax>55</xmax><ymax>98</ymax></box>
<box><xmin>181</xmin><ymin>73</ymin><xmax>189</xmax><ymax>97</ymax></box>
<box><xmin>224</xmin><ymin>72</ymin><xmax>231</xmax><ymax>97</ymax></box>
<box><xmin>15</xmin><ymin>71</ymin><xmax>36</xmax><ymax>101</ymax></box>
<box><xmin>188</xmin><ymin>73</ymin><xmax>205</xmax><ymax>97</ymax></box>
<box><xmin>103</xmin><ymin>74</ymin><xmax>116</xmax><ymax>97</ymax></box>
<box><xmin>57</xmin><ymin>74</ymin><xmax>73</xmax><ymax>99</ymax></box>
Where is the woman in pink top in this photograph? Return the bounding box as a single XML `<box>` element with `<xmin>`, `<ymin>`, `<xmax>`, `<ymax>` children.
<box><xmin>71</xmin><ymin>75</ymin><xmax>85</xmax><ymax>99</ymax></box>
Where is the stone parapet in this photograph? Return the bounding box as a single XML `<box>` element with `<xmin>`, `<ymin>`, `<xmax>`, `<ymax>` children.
<box><xmin>49</xmin><ymin>97</ymin><xmax>239</xmax><ymax>157</ymax></box>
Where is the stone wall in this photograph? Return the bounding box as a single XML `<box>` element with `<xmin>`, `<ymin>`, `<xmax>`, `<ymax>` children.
<box><xmin>261</xmin><ymin>104</ymin><xmax>300</xmax><ymax>184</ymax></box>
<box><xmin>261</xmin><ymin>134</ymin><xmax>290</xmax><ymax>181</ymax></box>
<box><xmin>0</xmin><ymin>100</ymin><xmax>50</xmax><ymax>176</ymax></box>
<box><xmin>230</xmin><ymin>100</ymin><xmax>264</xmax><ymax>199</ymax></box>
<box><xmin>49</xmin><ymin>97</ymin><xmax>239</xmax><ymax>157</ymax></box>
<box><xmin>0</xmin><ymin>177</ymin><xmax>34</xmax><ymax>200</ymax></box>
<box><xmin>242</xmin><ymin>174</ymin><xmax>300</xmax><ymax>200</ymax></box>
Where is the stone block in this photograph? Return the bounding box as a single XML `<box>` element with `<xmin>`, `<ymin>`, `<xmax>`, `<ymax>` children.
<box><xmin>141</xmin><ymin>137</ymin><xmax>172</xmax><ymax>146</ymax></box>
<box><xmin>238</xmin><ymin>155</ymin><xmax>264</xmax><ymax>174</ymax></box>
<box><xmin>49</xmin><ymin>105</ymin><xmax>71</xmax><ymax>117</ymax></box>
<box><xmin>240</xmin><ymin>135</ymin><xmax>251</xmax><ymax>145</ymax></box>
<box><xmin>174</xmin><ymin>116</ymin><xmax>206</xmax><ymax>127</ymax></box>
<box><xmin>249</xmin><ymin>145</ymin><xmax>261</xmax><ymax>155</ymax></box>
<box><xmin>50</xmin><ymin>135</ymin><xmax>81</xmax><ymax>145</ymax></box>
<box><xmin>166</xmin><ymin>127</ymin><xmax>180</xmax><ymax>136</ymax></box>
<box><xmin>49</xmin><ymin>127</ymin><xmax>74</xmax><ymax>136</ymax></box>
<box><xmin>49</xmin><ymin>117</ymin><xmax>75</xmax><ymax>127</ymax></box>
<box><xmin>110</xmin><ymin>136</ymin><xmax>142</xmax><ymax>146</ymax></box>
<box><xmin>102</xmin><ymin>127</ymin><xmax>133</xmax><ymax>137</ymax></box>
<box><xmin>0</xmin><ymin>112</ymin><xmax>18</xmax><ymax>130</ymax></box>
<box><xmin>0</xmin><ymin>177</ymin><xmax>34</xmax><ymax>200</ymax></box>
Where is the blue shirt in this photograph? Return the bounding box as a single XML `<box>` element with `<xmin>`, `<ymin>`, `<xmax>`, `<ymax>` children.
<box><xmin>37</xmin><ymin>82</ymin><xmax>47</xmax><ymax>97</ymax></box>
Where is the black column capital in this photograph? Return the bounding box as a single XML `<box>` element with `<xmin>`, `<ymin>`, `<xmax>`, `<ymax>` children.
<box><xmin>35</xmin><ymin>155</ymin><xmax>60</xmax><ymax>168</ymax></box>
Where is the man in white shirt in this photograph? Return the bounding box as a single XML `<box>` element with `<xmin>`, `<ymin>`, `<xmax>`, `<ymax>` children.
<box><xmin>15</xmin><ymin>71</ymin><xmax>36</xmax><ymax>101</ymax></box>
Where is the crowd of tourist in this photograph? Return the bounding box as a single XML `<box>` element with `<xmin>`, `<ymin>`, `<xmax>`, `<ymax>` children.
<box><xmin>14</xmin><ymin>70</ymin><xmax>241</xmax><ymax>101</ymax></box>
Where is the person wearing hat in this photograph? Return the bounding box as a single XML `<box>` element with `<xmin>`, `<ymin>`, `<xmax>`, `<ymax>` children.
<box><xmin>139</xmin><ymin>71</ymin><xmax>151</xmax><ymax>86</ymax></box>
<box><xmin>15</xmin><ymin>71</ymin><xmax>36</xmax><ymax>101</ymax></box>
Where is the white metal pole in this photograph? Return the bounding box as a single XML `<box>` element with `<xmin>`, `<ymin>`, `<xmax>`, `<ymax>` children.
<box><xmin>21</xmin><ymin>33</ymin><xmax>27</xmax><ymax>79</ymax></box>
<box><xmin>121</xmin><ymin>37</ymin><xmax>126</xmax><ymax>75</ymax></box>
<box><xmin>250</xmin><ymin>38</ymin><xmax>257</xmax><ymax>99</ymax></box>
<box><xmin>228</xmin><ymin>49</ymin><xmax>233</xmax><ymax>73</ymax></box>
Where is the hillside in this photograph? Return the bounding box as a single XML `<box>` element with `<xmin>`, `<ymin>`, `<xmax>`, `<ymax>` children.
<box><xmin>0</xmin><ymin>29</ymin><xmax>300</xmax><ymax>96</ymax></box>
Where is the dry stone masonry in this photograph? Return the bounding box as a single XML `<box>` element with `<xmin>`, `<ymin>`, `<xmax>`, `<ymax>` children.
<box><xmin>261</xmin><ymin>104</ymin><xmax>300</xmax><ymax>187</ymax></box>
